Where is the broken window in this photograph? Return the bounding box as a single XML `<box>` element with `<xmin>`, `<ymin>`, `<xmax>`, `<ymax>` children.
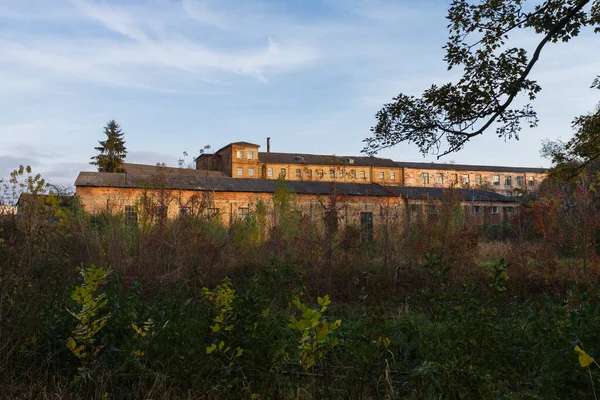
<box><xmin>516</xmin><ymin>176</ymin><xmax>524</xmax><ymax>186</ymax></box>
<box><xmin>280</xmin><ymin>168</ymin><xmax>286</xmax><ymax>178</ymax></box>
<box><xmin>473</xmin><ymin>205</ymin><xmax>482</xmax><ymax>214</ymax></box>
<box><xmin>505</xmin><ymin>176</ymin><xmax>512</xmax><ymax>186</ymax></box>
<box><xmin>330</xmin><ymin>169</ymin><xmax>335</xmax><ymax>178</ymax></box>
<box><xmin>307</xmin><ymin>169</ymin><xmax>312</xmax><ymax>178</ymax></box>
<box><xmin>207</xmin><ymin>208</ymin><xmax>220</xmax><ymax>218</ymax></box>
<box><xmin>236</xmin><ymin>150</ymin><xmax>243</xmax><ymax>158</ymax></box>
<box><xmin>528</xmin><ymin>177</ymin><xmax>536</xmax><ymax>187</ymax></box>
<box><xmin>360</xmin><ymin>212</ymin><xmax>374</xmax><ymax>242</ymax></box>
<box><xmin>350</xmin><ymin>170</ymin><xmax>356</xmax><ymax>178</ymax></box>
<box><xmin>421</xmin><ymin>173</ymin><xmax>429</xmax><ymax>184</ymax></box>
<box><xmin>461</xmin><ymin>174</ymin><xmax>470</xmax><ymax>185</ymax></box>
<box><xmin>338</xmin><ymin>170</ymin><xmax>344</xmax><ymax>178</ymax></box>
<box><xmin>436</xmin><ymin>173</ymin><xmax>443</xmax><ymax>184</ymax></box>
<box><xmin>317</xmin><ymin>169</ymin><xmax>324</xmax><ymax>178</ymax></box>
<box><xmin>124</xmin><ymin>205</ymin><xmax>137</xmax><ymax>226</ymax></box>
<box><xmin>475</xmin><ymin>175</ymin><xmax>482</xmax><ymax>185</ymax></box>
<box><xmin>493</xmin><ymin>175</ymin><xmax>500</xmax><ymax>186</ymax></box>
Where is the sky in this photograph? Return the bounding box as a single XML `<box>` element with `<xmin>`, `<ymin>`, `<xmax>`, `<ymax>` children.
<box><xmin>0</xmin><ymin>0</ymin><xmax>598</xmax><ymax>189</ymax></box>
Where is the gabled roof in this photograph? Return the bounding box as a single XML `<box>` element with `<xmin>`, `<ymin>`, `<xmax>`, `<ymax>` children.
<box><xmin>395</xmin><ymin>161</ymin><xmax>546</xmax><ymax>173</ymax></box>
<box><xmin>258</xmin><ymin>152</ymin><xmax>398</xmax><ymax>168</ymax></box>
<box><xmin>75</xmin><ymin>171</ymin><xmax>518</xmax><ymax>203</ymax></box>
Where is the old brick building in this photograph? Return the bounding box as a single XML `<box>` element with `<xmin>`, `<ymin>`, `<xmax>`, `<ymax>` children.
<box><xmin>195</xmin><ymin>140</ymin><xmax>546</xmax><ymax>197</ymax></box>
<box><xmin>75</xmin><ymin>161</ymin><xmax>521</xmax><ymax>230</ymax></box>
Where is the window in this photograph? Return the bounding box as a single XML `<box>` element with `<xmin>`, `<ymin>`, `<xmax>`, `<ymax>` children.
<box><xmin>330</xmin><ymin>169</ymin><xmax>335</xmax><ymax>178</ymax></box>
<box><xmin>390</xmin><ymin>172</ymin><xmax>396</xmax><ymax>180</ymax></box>
<box><xmin>461</xmin><ymin>174</ymin><xmax>470</xmax><ymax>185</ymax></box>
<box><xmin>267</xmin><ymin>168</ymin><xmax>273</xmax><ymax>177</ymax></box>
<box><xmin>436</xmin><ymin>173</ymin><xmax>443</xmax><ymax>184</ymax></box>
<box><xmin>351</xmin><ymin>170</ymin><xmax>356</xmax><ymax>178</ymax></box>
<box><xmin>236</xmin><ymin>150</ymin><xmax>243</xmax><ymax>159</ymax></box>
<box><xmin>528</xmin><ymin>177</ymin><xmax>536</xmax><ymax>187</ymax></box>
<box><xmin>516</xmin><ymin>176</ymin><xmax>524</xmax><ymax>186</ymax></box>
<box><xmin>421</xmin><ymin>173</ymin><xmax>430</xmax><ymax>184</ymax></box>
<box><xmin>247</xmin><ymin>151</ymin><xmax>253</xmax><ymax>159</ymax></box>
<box><xmin>296</xmin><ymin>168</ymin><xmax>302</xmax><ymax>178</ymax></box>
<box><xmin>472</xmin><ymin>205</ymin><xmax>482</xmax><ymax>215</ymax></box>
<box><xmin>307</xmin><ymin>169</ymin><xmax>312</xmax><ymax>178</ymax></box>
<box><xmin>410</xmin><ymin>204</ymin><xmax>422</xmax><ymax>213</ymax></box>
<box><xmin>360</xmin><ymin>212</ymin><xmax>374</xmax><ymax>242</ymax></box>
<box><xmin>360</xmin><ymin>171</ymin><xmax>366</xmax><ymax>179</ymax></box>
<box><xmin>323</xmin><ymin>210</ymin><xmax>338</xmax><ymax>231</ymax></box>
<box><xmin>505</xmin><ymin>176</ymin><xmax>512</xmax><ymax>186</ymax></box>
<box><xmin>338</xmin><ymin>170</ymin><xmax>344</xmax><ymax>178</ymax></box>
<box><xmin>505</xmin><ymin>206</ymin><xmax>514</xmax><ymax>214</ymax></box>
<box><xmin>179</xmin><ymin>206</ymin><xmax>190</xmax><ymax>217</ymax></box>
<box><xmin>379</xmin><ymin>172</ymin><xmax>385</xmax><ymax>179</ymax></box>
<box><xmin>475</xmin><ymin>175</ymin><xmax>482</xmax><ymax>185</ymax></box>
<box><xmin>238</xmin><ymin>207</ymin><xmax>250</xmax><ymax>218</ymax></box>
<box><xmin>452</xmin><ymin>174</ymin><xmax>458</xmax><ymax>183</ymax></box>
<box><xmin>207</xmin><ymin>208</ymin><xmax>220</xmax><ymax>218</ymax></box>
<box><xmin>125</xmin><ymin>205</ymin><xmax>137</xmax><ymax>226</ymax></box>
<box><xmin>280</xmin><ymin>168</ymin><xmax>286</xmax><ymax>178</ymax></box>
<box><xmin>237</xmin><ymin>167</ymin><xmax>243</xmax><ymax>176</ymax></box>
<box><xmin>492</xmin><ymin>175</ymin><xmax>500</xmax><ymax>186</ymax></box>
<box><xmin>426</xmin><ymin>204</ymin><xmax>437</xmax><ymax>214</ymax></box>
<box><xmin>248</xmin><ymin>168</ymin><xmax>255</xmax><ymax>177</ymax></box>
<box><xmin>317</xmin><ymin>169</ymin><xmax>324</xmax><ymax>178</ymax></box>
<box><xmin>156</xmin><ymin>205</ymin><xmax>168</xmax><ymax>220</ymax></box>
<box><xmin>505</xmin><ymin>191</ymin><xmax>513</xmax><ymax>197</ymax></box>
<box><xmin>491</xmin><ymin>206</ymin><xmax>499</xmax><ymax>214</ymax></box>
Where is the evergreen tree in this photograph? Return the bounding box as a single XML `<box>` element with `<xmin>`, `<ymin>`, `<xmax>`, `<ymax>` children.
<box><xmin>90</xmin><ymin>120</ymin><xmax>127</xmax><ymax>172</ymax></box>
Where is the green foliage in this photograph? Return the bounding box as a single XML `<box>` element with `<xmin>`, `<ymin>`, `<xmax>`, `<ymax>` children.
<box><xmin>66</xmin><ymin>265</ymin><xmax>112</xmax><ymax>365</ymax></box>
<box><xmin>289</xmin><ymin>294</ymin><xmax>341</xmax><ymax>370</ymax></box>
<box><xmin>90</xmin><ymin>120</ymin><xmax>127</xmax><ymax>172</ymax></box>
<box><xmin>364</xmin><ymin>0</ymin><xmax>599</xmax><ymax>157</ymax></box>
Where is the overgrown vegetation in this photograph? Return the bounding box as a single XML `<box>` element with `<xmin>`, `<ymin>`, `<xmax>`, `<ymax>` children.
<box><xmin>2</xmin><ymin>167</ymin><xmax>600</xmax><ymax>399</ymax></box>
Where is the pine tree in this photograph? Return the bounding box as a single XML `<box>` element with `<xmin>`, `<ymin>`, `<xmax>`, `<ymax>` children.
<box><xmin>90</xmin><ymin>120</ymin><xmax>127</xmax><ymax>172</ymax></box>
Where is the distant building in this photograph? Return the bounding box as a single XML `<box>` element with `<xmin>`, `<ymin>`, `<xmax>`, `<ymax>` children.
<box><xmin>75</xmin><ymin>161</ymin><xmax>521</xmax><ymax>229</ymax></box>
<box><xmin>195</xmin><ymin>140</ymin><xmax>546</xmax><ymax>197</ymax></box>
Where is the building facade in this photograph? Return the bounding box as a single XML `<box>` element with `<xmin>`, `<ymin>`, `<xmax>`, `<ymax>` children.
<box><xmin>195</xmin><ymin>141</ymin><xmax>546</xmax><ymax>197</ymax></box>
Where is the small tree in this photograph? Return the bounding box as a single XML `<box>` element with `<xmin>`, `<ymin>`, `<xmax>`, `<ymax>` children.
<box><xmin>90</xmin><ymin>120</ymin><xmax>127</xmax><ymax>172</ymax></box>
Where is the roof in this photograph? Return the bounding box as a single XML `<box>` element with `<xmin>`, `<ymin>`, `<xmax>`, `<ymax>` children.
<box><xmin>258</xmin><ymin>152</ymin><xmax>398</xmax><ymax>168</ymax></box>
<box><xmin>214</xmin><ymin>142</ymin><xmax>260</xmax><ymax>154</ymax></box>
<box><xmin>75</xmin><ymin>172</ymin><xmax>517</xmax><ymax>202</ymax></box>
<box><xmin>386</xmin><ymin>186</ymin><xmax>516</xmax><ymax>203</ymax></box>
<box><xmin>121</xmin><ymin>163</ymin><xmax>227</xmax><ymax>178</ymax></box>
<box><xmin>395</xmin><ymin>161</ymin><xmax>546</xmax><ymax>173</ymax></box>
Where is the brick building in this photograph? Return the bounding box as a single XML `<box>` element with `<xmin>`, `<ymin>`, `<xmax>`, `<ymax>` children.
<box><xmin>195</xmin><ymin>140</ymin><xmax>546</xmax><ymax>197</ymax></box>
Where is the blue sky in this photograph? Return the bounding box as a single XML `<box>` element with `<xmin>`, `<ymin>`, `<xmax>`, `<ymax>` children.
<box><xmin>0</xmin><ymin>0</ymin><xmax>598</xmax><ymax>188</ymax></box>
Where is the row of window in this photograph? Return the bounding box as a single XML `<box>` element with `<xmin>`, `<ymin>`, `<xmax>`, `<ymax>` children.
<box><xmin>237</xmin><ymin>167</ymin><xmax>398</xmax><ymax>180</ymax></box>
<box><xmin>236</xmin><ymin>150</ymin><xmax>254</xmax><ymax>160</ymax></box>
<box><xmin>410</xmin><ymin>204</ymin><xmax>514</xmax><ymax>215</ymax></box>
<box><xmin>421</xmin><ymin>172</ymin><xmax>536</xmax><ymax>187</ymax></box>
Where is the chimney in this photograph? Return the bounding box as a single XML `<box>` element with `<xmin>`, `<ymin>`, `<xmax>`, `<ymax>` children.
<box><xmin>267</xmin><ymin>137</ymin><xmax>271</xmax><ymax>153</ymax></box>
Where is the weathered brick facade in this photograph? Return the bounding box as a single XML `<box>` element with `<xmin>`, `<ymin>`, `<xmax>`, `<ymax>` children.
<box><xmin>195</xmin><ymin>142</ymin><xmax>546</xmax><ymax>196</ymax></box>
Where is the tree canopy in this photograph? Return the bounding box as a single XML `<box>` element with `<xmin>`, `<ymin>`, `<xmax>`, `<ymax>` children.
<box><xmin>363</xmin><ymin>0</ymin><xmax>600</xmax><ymax>159</ymax></box>
<box><xmin>90</xmin><ymin>120</ymin><xmax>127</xmax><ymax>173</ymax></box>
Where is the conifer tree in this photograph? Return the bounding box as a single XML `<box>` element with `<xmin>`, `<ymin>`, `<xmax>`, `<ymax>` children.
<box><xmin>90</xmin><ymin>120</ymin><xmax>127</xmax><ymax>172</ymax></box>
